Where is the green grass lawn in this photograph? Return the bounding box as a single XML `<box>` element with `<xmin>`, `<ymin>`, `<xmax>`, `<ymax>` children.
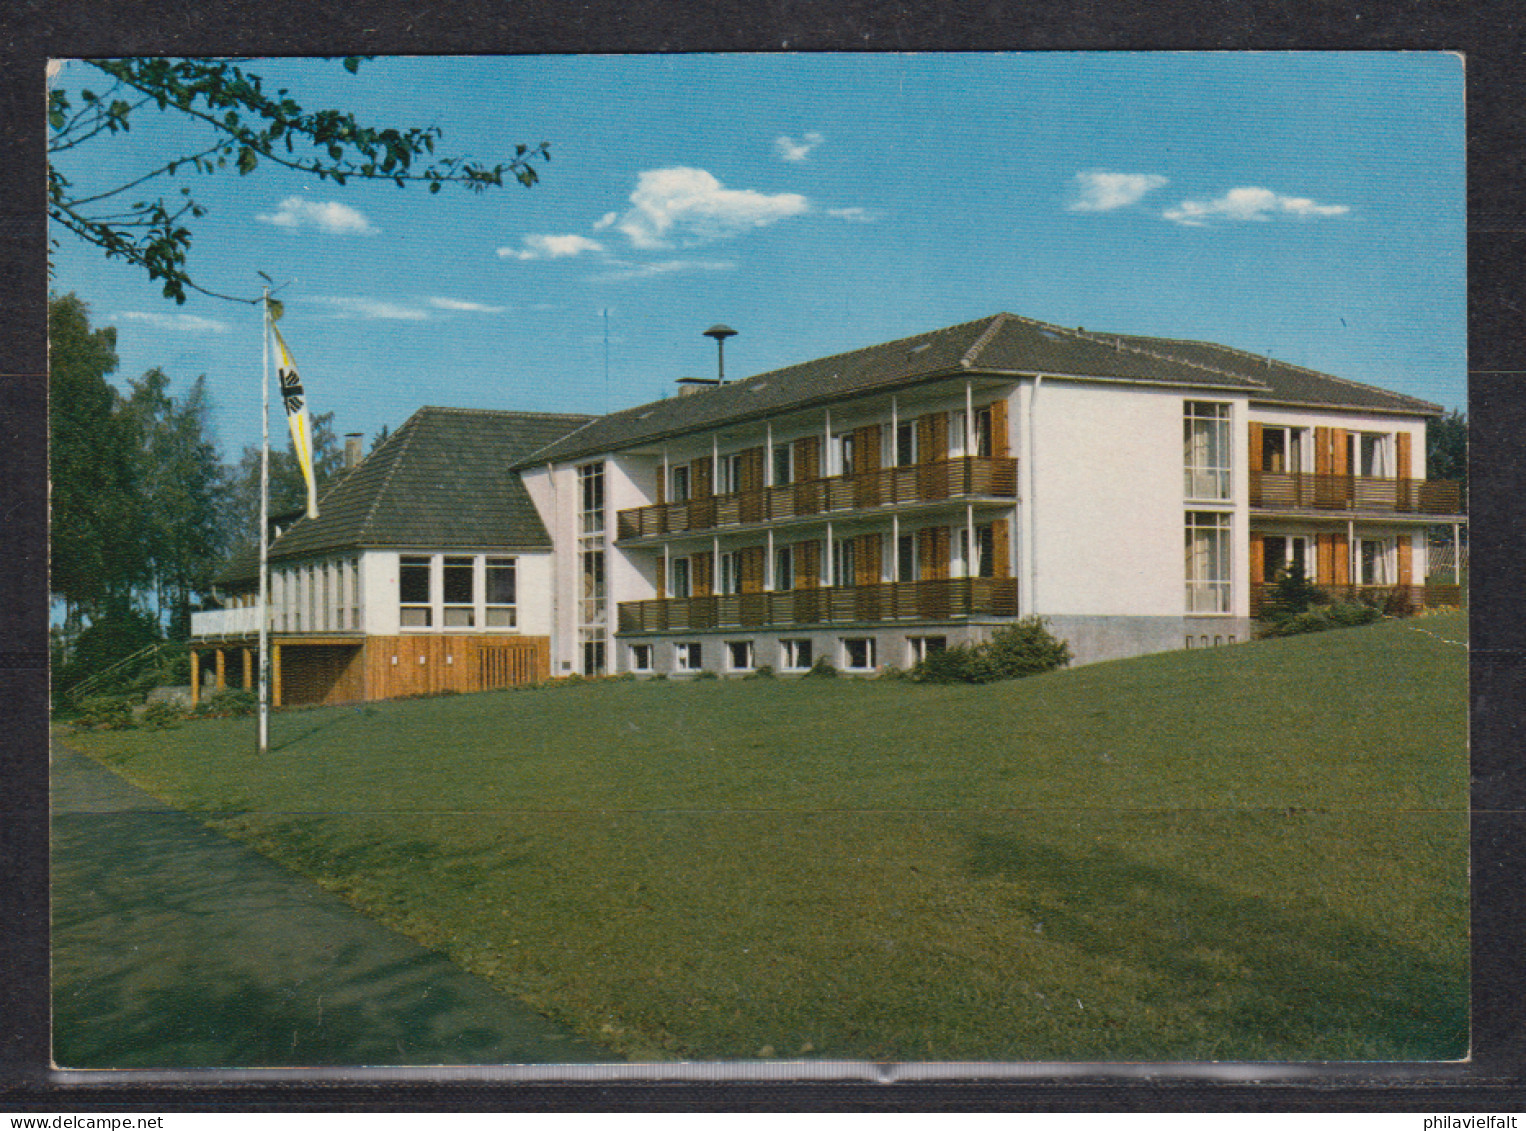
<box><xmin>66</xmin><ymin>612</ymin><xmax>1469</xmax><ymax>1062</ymax></box>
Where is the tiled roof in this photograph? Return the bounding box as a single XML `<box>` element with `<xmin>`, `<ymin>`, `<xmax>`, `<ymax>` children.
<box><xmin>521</xmin><ymin>313</ymin><xmax>1443</xmax><ymax>465</ymax></box>
<box><xmin>214</xmin><ymin>406</ymin><xmax>590</xmax><ymax>586</ymax></box>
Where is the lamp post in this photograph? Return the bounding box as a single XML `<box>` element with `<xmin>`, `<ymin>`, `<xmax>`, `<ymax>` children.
<box><xmin>704</xmin><ymin>323</ymin><xmax>737</xmax><ymax>383</ymax></box>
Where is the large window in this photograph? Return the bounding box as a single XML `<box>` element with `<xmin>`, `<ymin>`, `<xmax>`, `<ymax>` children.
<box><xmin>399</xmin><ymin>555</ymin><xmax>432</xmax><ymax>627</ymax></box>
<box><xmin>443</xmin><ymin>555</ymin><xmax>475</xmax><ymax>627</ymax></box>
<box><xmin>1184</xmin><ymin>402</ymin><xmax>1232</xmax><ymax>501</ymax></box>
<box><xmin>485</xmin><ymin>557</ymin><xmax>517</xmax><ymax>627</ymax></box>
<box><xmin>1185</xmin><ymin>512</ymin><xmax>1232</xmax><ymax>613</ymax></box>
<box><xmin>578</xmin><ymin>462</ymin><xmax>608</xmax><ymax>675</ymax></box>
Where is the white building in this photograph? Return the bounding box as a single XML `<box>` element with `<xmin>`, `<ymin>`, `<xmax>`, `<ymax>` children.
<box><xmin>192</xmin><ymin>313</ymin><xmax>1464</xmax><ymax>700</ymax></box>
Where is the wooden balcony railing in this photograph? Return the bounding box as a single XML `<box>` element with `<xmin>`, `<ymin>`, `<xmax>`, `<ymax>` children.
<box><xmin>1250</xmin><ymin>582</ymin><xmax>1463</xmax><ymax>618</ymax></box>
<box><xmin>618</xmin><ymin>577</ymin><xmax>1019</xmax><ymax>633</ymax></box>
<box><xmin>617</xmin><ymin>456</ymin><xmax>1019</xmax><ymax>540</ymax></box>
<box><xmin>1250</xmin><ymin>472</ymin><xmax>1463</xmax><ymax>515</ymax></box>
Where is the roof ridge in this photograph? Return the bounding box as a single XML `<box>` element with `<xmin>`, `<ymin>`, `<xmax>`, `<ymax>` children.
<box><xmin>960</xmin><ymin>312</ymin><xmax>1012</xmax><ymax>368</ymax></box>
<box><xmin>417</xmin><ymin>405</ymin><xmax>596</xmax><ymax>421</ymax></box>
<box><xmin>358</xmin><ymin>408</ymin><xmax>423</xmax><ymax>541</ymax></box>
<box><xmin>734</xmin><ymin>314</ymin><xmax>996</xmax><ymax>387</ymax></box>
<box><xmin>1079</xmin><ymin>329</ymin><xmax>1270</xmax><ymax>390</ymax></box>
<box><xmin>520</xmin><ymin>415</ymin><xmax>603</xmax><ymax>464</ymax></box>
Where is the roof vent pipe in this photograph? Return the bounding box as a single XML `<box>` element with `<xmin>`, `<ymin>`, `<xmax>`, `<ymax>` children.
<box><xmin>704</xmin><ymin>323</ymin><xmax>737</xmax><ymax>383</ymax></box>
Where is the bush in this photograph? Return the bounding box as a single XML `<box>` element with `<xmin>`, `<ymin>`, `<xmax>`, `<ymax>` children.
<box><xmin>876</xmin><ymin>665</ymin><xmax>908</xmax><ymax>681</ymax></box>
<box><xmin>743</xmin><ymin>664</ymin><xmax>776</xmax><ymax>680</ymax></box>
<box><xmin>192</xmin><ymin>689</ymin><xmax>258</xmax><ymax>718</ymax></box>
<box><xmin>693</xmin><ymin>669</ymin><xmax>719</xmax><ymax>681</ymax></box>
<box><xmin>141</xmin><ymin>699</ymin><xmax>186</xmax><ymax>729</ymax></box>
<box><xmin>1259</xmin><ymin>601</ymin><xmax>1380</xmax><ymax>638</ymax></box>
<box><xmin>912</xmin><ymin>618</ymin><xmax>1071</xmax><ymax>684</ymax></box>
<box><xmin>802</xmin><ymin>656</ymin><xmax>838</xmax><ymax>679</ymax></box>
<box><xmin>73</xmin><ymin>695</ymin><xmax>137</xmax><ymax>730</ymax></box>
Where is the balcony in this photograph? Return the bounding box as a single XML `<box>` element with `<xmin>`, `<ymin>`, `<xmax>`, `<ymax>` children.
<box><xmin>619</xmin><ymin>577</ymin><xmax>1019</xmax><ymax>633</ymax></box>
<box><xmin>1250</xmin><ymin>582</ymin><xmax>1463</xmax><ymax>618</ymax></box>
<box><xmin>1249</xmin><ymin>472</ymin><xmax>1463</xmax><ymax>515</ymax></box>
<box><xmin>617</xmin><ymin>456</ymin><xmax>1019</xmax><ymax>541</ymax></box>
<box><xmin>190</xmin><ymin>606</ymin><xmax>263</xmax><ymax>638</ymax></box>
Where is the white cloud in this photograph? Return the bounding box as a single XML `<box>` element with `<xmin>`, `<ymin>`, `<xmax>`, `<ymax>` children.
<box><xmin>1067</xmin><ymin>171</ymin><xmax>1168</xmax><ymax>213</ymax></box>
<box><xmin>588</xmin><ymin>259</ymin><xmax>735</xmax><ymax>284</ymax></box>
<box><xmin>826</xmin><ymin>206</ymin><xmax>875</xmax><ymax>222</ymax></box>
<box><xmin>1163</xmin><ymin>186</ymin><xmax>1351</xmax><ymax>226</ymax></box>
<box><xmin>593</xmin><ymin>211</ymin><xmax>619</xmax><ymax>230</ymax></box>
<box><xmin>775</xmin><ymin>131</ymin><xmax>824</xmax><ymax>162</ymax></box>
<box><xmin>255</xmin><ymin>196</ymin><xmax>377</xmax><ymax>235</ymax></box>
<box><xmin>498</xmin><ymin>233</ymin><xmax>606</xmax><ymax>260</ymax></box>
<box><xmin>609</xmin><ymin>167</ymin><xmax>811</xmax><ymax>249</ymax></box>
<box><xmin>112</xmin><ymin>310</ymin><xmax>229</xmax><ymax>333</ymax></box>
<box><xmin>308</xmin><ymin>296</ymin><xmax>429</xmax><ymax>321</ymax></box>
<box><xmin>427</xmin><ymin>296</ymin><xmax>507</xmax><ymax>313</ymax></box>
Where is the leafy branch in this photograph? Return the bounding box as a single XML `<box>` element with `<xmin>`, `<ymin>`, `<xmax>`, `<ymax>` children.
<box><xmin>48</xmin><ymin>57</ymin><xmax>550</xmax><ymax>304</ymax></box>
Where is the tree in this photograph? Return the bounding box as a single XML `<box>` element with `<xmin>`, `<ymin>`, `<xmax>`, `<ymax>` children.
<box><xmin>123</xmin><ymin>368</ymin><xmax>230</xmax><ymax>637</ymax></box>
<box><xmin>48</xmin><ymin>294</ymin><xmax>148</xmax><ymax>628</ymax></box>
<box><xmin>48</xmin><ymin>57</ymin><xmax>550</xmax><ymax>304</ymax></box>
<box><xmin>1427</xmin><ymin>409</ymin><xmax>1466</xmax><ymax>487</ymax></box>
<box><xmin>225</xmin><ymin>411</ymin><xmax>344</xmax><ymax>548</ymax></box>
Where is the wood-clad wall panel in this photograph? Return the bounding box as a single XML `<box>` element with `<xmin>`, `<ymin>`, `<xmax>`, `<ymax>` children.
<box><xmin>988</xmin><ymin>399</ymin><xmax>1010</xmax><ymax>458</ymax></box>
<box><xmin>991</xmin><ymin>518</ymin><xmax>1010</xmax><ymax>579</ymax></box>
<box><xmin>361</xmin><ymin>635</ymin><xmax>550</xmax><ymax>701</ymax></box>
<box><xmin>1248</xmin><ymin>421</ymin><xmax>1263</xmax><ymax>473</ymax></box>
<box><xmin>1396</xmin><ymin>432</ymin><xmax>1412</xmax><ymax>479</ymax></box>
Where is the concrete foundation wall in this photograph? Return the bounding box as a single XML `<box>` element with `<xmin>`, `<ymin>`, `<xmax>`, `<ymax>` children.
<box><xmin>1044</xmin><ymin>614</ymin><xmax>1252</xmax><ymax>667</ymax></box>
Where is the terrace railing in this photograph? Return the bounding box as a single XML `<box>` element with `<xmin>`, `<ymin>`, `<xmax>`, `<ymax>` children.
<box><xmin>1250</xmin><ymin>582</ymin><xmax>1463</xmax><ymax>618</ymax></box>
<box><xmin>618</xmin><ymin>576</ymin><xmax>1019</xmax><ymax>633</ymax></box>
<box><xmin>189</xmin><ymin>606</ymin><xmax>263</xmax><ymax>638</ymax></box>
<box><xmin>1249</xmin><ymin>472</ymin><xmax>1463</xmax><ymax>515</ymax></box>
<box><xmin>617</xmin><ymin>456</ymin><xmax>1019</xmax><ymax>540</ymax></box>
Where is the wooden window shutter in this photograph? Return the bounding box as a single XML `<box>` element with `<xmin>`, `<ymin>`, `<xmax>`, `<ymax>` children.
<box><xmin>854</xmin><ymin>425</ymin><xmax>882</xmax><ymax>474</ymax></box>
<box><xmin>740</xmin><ymin>446</ymin><xmax>765</xmax><ymax>492</ymax></box>
<box><xmin>854</xmin><ymin>533</ymin><xmax>880</xmax><ymax>586</ymax></box>
<box><xmin>926</xmin><ymin>527</ymin><xmax>951</xmax><ymax>580</ymax></box>
<box><xmin>740</xmin><ymin>545</ymin><xmax>765</xmax><ymax>593</ymax></box>
<box><xmin>1397</xmin><ymin>535</ymin><xmax>1413</xmax><ymax>586</ymax></box>
<box><xmin>796</xmin><ymin>540</ymin><xmax>821</xmax><ymax>589</ymax></box>
<box><xmin>1249</xmin><ymin>532</ymin><xmax>1265</xmax><ymax>586</ymax></box>
<box><xmin>991</xmin><ymin>518</ymin><xmax>1011</xmax><ymax>578</ymax></box>
<box><xmin>690</xmin><ymin>457</ymin><xmax>713</xmax><ymax>498</ymax></box>
<box><xmin>1331</xmin><ymin>531</ymin><xmax>1350</xmax><ymax>585</ymax></box>
<box><xmin>1248</xmin><ymin>421</ymin><xmax>1263</xmax><ymax>473</ymax></box>
<box><xmin>988</xmin><ymin>399</ymin><xmax>1010</xmax><ymax>458</ymax></box>
<box><xmin>921</xmin><ymin>412</ymin><xmax>950</xmax><ymax>462</ymax></box>
<box><xmin>1314</xmin><ymin>427</ymin><xmax>1332</xmax><ymax>476</ymax></box>
<box><xmin>794</xmin><ymin>435</ymin><xmax>821</xmax><ymax>480</ymax></box>
<box><xmin>1315</xmin><ymin>533</ymin><xmax>1333</xmax><ymax>584</ymax></box>
<box><xmin>692</xmin><ymin>553</ymin><xmax>713</xmax><ymax>597</ymax></box>
<box><xmin>655</xmin><ymin>469</ymin><xmax>666</xmax><ymax>505</ymax></box>
<box><xmin>655</xmin><ymin>556</ymin><xmax>666</xmax><ymax>599</ymax></box>
<box><xmin>1331</xmin><ymin>429</ymin><xmax>1350</xmax><ymax>476</ymax></box>
<box><xmin>1396</xmin><ymin>432</ymin><xmax>1412</xmax><ymax>480</ymax></box>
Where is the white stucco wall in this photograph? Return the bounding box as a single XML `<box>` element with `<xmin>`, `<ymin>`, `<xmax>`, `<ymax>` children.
<box><xmin>1248</xmin><ymin>405</ymin><xmax>1429</xmax><ymax>478</ymax></box>
<box><xmin>358</xmin><ymin>547</ymin><xmax>553</xmax><ymax>638</ymax></box>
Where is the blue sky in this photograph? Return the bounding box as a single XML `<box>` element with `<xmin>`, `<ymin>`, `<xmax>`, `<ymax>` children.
<box><xmin>49</xmin><ymin>53</ymin><xmax>1466</xmax><ymax>459</ymax></box>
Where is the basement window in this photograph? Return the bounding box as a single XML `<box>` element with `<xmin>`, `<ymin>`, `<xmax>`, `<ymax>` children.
<box><xmin>726</xmin><ymin>640</ymin><xmax>754</xmax><ymax>672</ymax></box>
<box><xmin>675</xmin><ymin>641</ymin><xmax>703</xmax><ymax>671</ymax></box>
<box><xmin>780</xmin><ymin>638</ymin><xmax>812</xmax><ymax>671</ymax></box>
<box><xmin>842</xmin><ymin>637</ymin><xmax>876</xmax><ymax>671</ymax></box>
<box><xmin>399</xmin><ymin>555</ymin><xmax>432</xmax><ymax>627</ymax></box>
<box><xmin>907</xmin><ymin>636</ymin><xmax>946</xmax><ymax>665</ymax></box>
<box><xmin>629</xmin><ymin>643</ymin><xmax>653</xmax><ymax>672</ymax></box>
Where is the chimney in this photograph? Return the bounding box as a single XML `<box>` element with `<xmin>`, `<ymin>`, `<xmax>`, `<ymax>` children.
<box><xmin>344</xmin><ymin>432</ymin><xmax>364</xmax><ymax>470</ymax></box>
<box><xmin>675</xmin><ymin>377</ymin><xmax>719</xmax><ymax>396</ymax></box>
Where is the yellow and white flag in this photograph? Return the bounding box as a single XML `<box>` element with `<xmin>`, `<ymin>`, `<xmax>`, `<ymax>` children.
<box><xmin>271</xmin><ymin>323</ymin><xmax>319</xmax><ymax>520</ymax></box>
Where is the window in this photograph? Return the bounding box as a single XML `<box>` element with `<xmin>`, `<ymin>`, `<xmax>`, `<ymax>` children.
<box><xmin>1261</xmin><ymin>535</ymin><xmax>1310</xmax><ymax>583</ymax></box>
<box><xmin>773</xmin><ymin>545</ymin><xmax>794</xmax><ymax>591</ymax></box>
<box><xmin>670</xmin><ymin>464</ymin><xmax>691</xmax><ymax>502</ymax></box>
<box><xmin>719</xmin><ymin>550</ymin><xmax>741</xmax><ymax>596</ymax></box>
<box><xmin>486</xmin><ymin>557</ymin><xmax>517</xmax><ymax>627</ymax></box>
<box><xmin>772</xmin><ymin>444</ymin><xmax>793</xmax><ymax>486</ymax></box>
<box><xmin>671</xmin><ymin>556</ymin><xmax>692</xmax><ymax>598</ymax></box>
<box><xmin>949</xmin><ymin>408</ymin><xmax>992</xmax><ymax>458</ymax></box>
<box><xmin>582</xmin><ymin>638</ymin><xmax>606</xmax><ymax>676</ymax></box>
<box><xmin>842</xmin><ymin>637</ymin><xmax>876</xmax><ymax>671</ymax></box>
<box><xmin>578</xmin><ymin>462</ymin><xmax>605</xmax><ymax>534</ymax></box>
<box><xmin>726</xmin><ymin>640</ymin><xmax>754</xmax><ymax>671</ymax></box>
<box><xmin>957</xmin><ymin>525</ymin><xmax>996</xmax><ymax>579</ymax></box>
<box><xmin>780</xmin><ymin>638</ymin><xmax>812</xmax><ymax>670</ymax></box>
<box><xmin>718</xmin><ymin>452</ymin><xmax>743</xmax><ymax>495</ymax></box>
<box><xmin>896</xmin><ymin>421</ymin><xmax>917</xmax><ymax>466</ymax></box>
<box><xmin>1352</xmin><ymin>433</ymin><xmax>1392</xmax><ymax>478</ymax></box>
<box><xmin>400</xmin><ymin>554</ymin><xmax>432</xmax><ymax>627</ymax></box>
<box><xmin>1184</xmin><ymin>402</ymin><xmax>1232</xmax><ymax>501</ymax></box>
<box><xmin>897</xmin><ymin>533</ymin><xmax>919</xmax><ymax>582</ymax></box>
<box><xmin>675</xmin><ymin>641</ymin><xmax>703</xmax><ymax>671</ymax></box>
<box><xmin>1359</xmin><ymin>538</ymin><xmax>1394</xmax><ymax>585</ymax></box>
<box><xmin>580</xmin><ymin>550</ymin><xmax>606</xmax><ymax>626</ymax></box>
<box><xmin>443</xmin><ymin>555</ymin><xmax>475</xmax><ymax>627</ymax></box>
<box><xmin>907</xmin><ymin>635</ymin><xmax>946</xmax><ymax>664</ymax></box>
<box><xmin>1185</xmin><ymin>512</ymin><xmax>1232</xmax><ymax>613</ymax></box>
<box><xmin>1261</xmin><ymin>426</ymin><xmax>1308</xmax><ymax>473</ymax></box>
<box><xmin>834</xmin><ymin>431</ymin><xmax>855</xmax><ymax>477</ymax></box>
<box><xmin>831</xmin><ymin>537</ymin><xmax>856</xmax><ymax>588</ymax></box>
<box><xmin>629</xmin><ymin>643</ymin><xmax>653</xmax><ymax>672</ymax></box>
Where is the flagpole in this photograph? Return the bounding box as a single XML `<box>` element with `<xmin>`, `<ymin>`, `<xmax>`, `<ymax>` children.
<box><xmin>257</xmin><ymin>287</ymin><xmax>271</xmax><ymax>755</ymax></box>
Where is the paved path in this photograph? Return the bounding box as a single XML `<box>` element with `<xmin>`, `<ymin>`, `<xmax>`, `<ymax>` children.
<box><xmin>51</xmin><ymin>740</ymin><xmax>615</xmax><ymax>1068</ymax></box>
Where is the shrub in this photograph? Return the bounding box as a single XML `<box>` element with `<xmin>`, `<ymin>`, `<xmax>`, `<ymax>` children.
<box><xmin>876</xmin><ymin>664</ymin><xmax>908</xmax><ymax>681</ymax></box>
<box><xmin>141</xmin><ymin>699</ymin><xmax>186</xmax><ymax>729</ymax></box>
<box><xmin>192</xmin><ymin>689</ymin><xmax>258</xmax><ymax>718</ymax></box>
<box><xmin>693</xmin><ymin>669</ymin><xmax>719</xmax><ymax>681</ymax></box>
<box><xmin>802</xmin><ymin>656</ymin><xmax>838</xmax><ymax>679</ymax></box>
<box><xmin>912</xmin><ymin>618</ymin><xmax>1071</xmax><ymax>684</ymax></box>
<box><xmin>743</xmin><ymin>664</ymin><xmax>776</xmax><ymax>680</ymax></box>
<box><xmin>73</xmin><ymin>695</ymin><xmax>137</xmax><ymax>730</ymax></box>
<box><xmin>1258</xmin><ymin>601</ymin><xmax>1380</xmax><ymax>638</ymax></box>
